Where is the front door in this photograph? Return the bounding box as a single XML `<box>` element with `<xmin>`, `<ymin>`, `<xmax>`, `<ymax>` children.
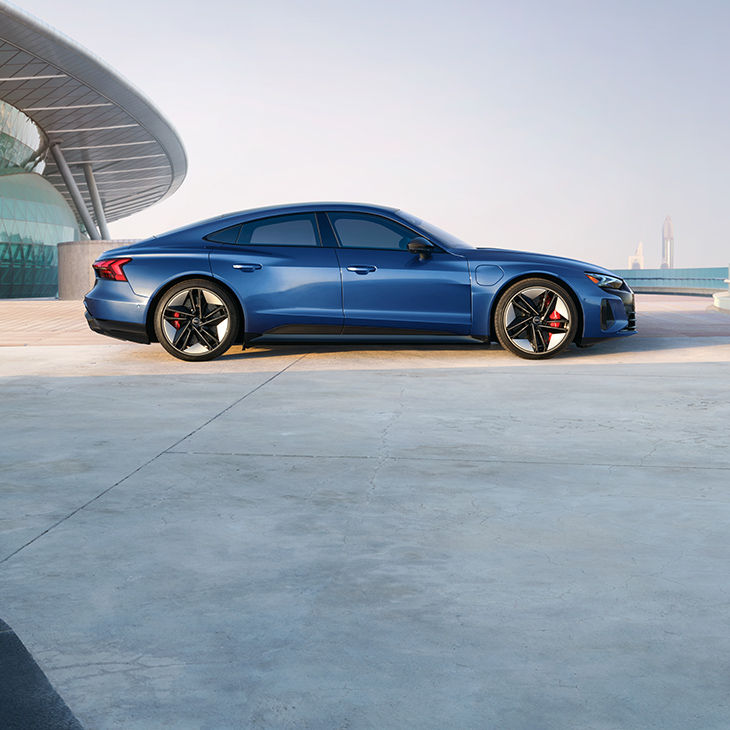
<box><xmin>326</xmin><ymin>211</ymin><xmax>471</xmax><ymax>333</ymax></box>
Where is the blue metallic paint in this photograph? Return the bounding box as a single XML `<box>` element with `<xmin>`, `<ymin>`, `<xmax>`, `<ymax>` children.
<box><xmin>335</xmin><ymin>248</ymin><xmax>471</xmax><ymax>332</ymax></box>
<box><xmin>84</xmin><ymin>202</ymin><xmax>635</xmax><ymax>349</ymax></box>
<box><xmin>209</xmin><ymin>244</ymin><xmax>342</xmax><ymax>333</ymax></box>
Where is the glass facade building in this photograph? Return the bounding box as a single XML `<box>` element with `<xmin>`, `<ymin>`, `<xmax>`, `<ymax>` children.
<box><xmin>1</xmin><ymin>2</ymin><xmax>187</xmax><ymax>299</ymax></box>
<box><xmin>0</xmin><ymin>99</ymin><xmax>80</xmax><ymax>297</ymax></box>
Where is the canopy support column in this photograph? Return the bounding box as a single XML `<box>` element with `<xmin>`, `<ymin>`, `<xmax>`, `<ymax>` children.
<box><xmin>50</xmin><ymin>143</ymin><xmax>100</xmax><ymax>240</ymax></box>
<box><xmin>82</xmin><ymin>163</ymin><xmax>110</xmax><ymax>239</ymax></box>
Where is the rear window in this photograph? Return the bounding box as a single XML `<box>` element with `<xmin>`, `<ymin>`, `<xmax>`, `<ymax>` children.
<box><xmin>205</xmin><ymin>224</ymin><xmax>241</xmax><ymax>244</ymax></box>
<box><xmin>239</xmin><ymin>214</ymin><xmax>319</xmax><ymax>246</ymax></box>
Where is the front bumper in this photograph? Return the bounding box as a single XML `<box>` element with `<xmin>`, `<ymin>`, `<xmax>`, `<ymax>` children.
<box><xmin>578</xmin><ymin>279</ymin><xmax>636</xmax><ymax>340</ymax></box>
<box><xmin>601</xmin><ymin>286</ymin><xmax>635</xmax><ymax>332</ymax></box>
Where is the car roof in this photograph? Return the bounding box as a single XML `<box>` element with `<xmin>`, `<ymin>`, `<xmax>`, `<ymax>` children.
<box><xmin>222</xmin><ymin>201</ymin><xmax>398</xmax><ymax>219</ymax></box>
<box><xmin>153</xmin><ymin>202</ymin><xmax>400</xmax><ymax>239</ymax></box>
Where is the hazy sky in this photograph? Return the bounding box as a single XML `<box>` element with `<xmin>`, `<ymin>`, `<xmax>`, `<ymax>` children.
<box><xmin>17</xmin><ymin>0</ymin><xmax>730</xmax><ymax>268</ymax></box>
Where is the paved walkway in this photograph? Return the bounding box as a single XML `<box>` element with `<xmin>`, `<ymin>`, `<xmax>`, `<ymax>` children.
<box><xmin>2</xmin><ymin>294</ymin><xmax>730</xmax><ymax>347</ymax></box>
<box><xmin>1</xmin><ymin>294</ymin><xmax>729</xmax><ymax>729</ymax></box>
<box><xmin>1</xmin><ymin>295</ymin><xmax>730</xmax><ymax>379</ymax></box>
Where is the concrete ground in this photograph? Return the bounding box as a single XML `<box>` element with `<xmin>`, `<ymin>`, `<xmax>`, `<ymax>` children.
<box><xmin>1</xmin><ymin>294</ymin><xmax>729</xmax><ymax>729</ymax></box>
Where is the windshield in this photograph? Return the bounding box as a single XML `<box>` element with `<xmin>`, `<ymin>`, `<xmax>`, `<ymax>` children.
<box><xmin>396</xmin><ymin>210</ymin><xmax>476</xmax><ymax>250</ymax></box>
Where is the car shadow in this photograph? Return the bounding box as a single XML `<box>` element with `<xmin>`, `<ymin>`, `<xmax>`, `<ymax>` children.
<box><xmin>216</xmin><ymin>329</ymin><xmax>730</xmax><ymax>361</ymax></box>
<box><xmin>220</xmin><ymin>336</ymin><xmax>487</xmax><ymax>360</ymax></box>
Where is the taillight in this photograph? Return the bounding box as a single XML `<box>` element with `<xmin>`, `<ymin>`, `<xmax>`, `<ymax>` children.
<box><xmin>93</xmin><ymin>257</ymin><xmax>132</xmax><ymax>281</ymax></box>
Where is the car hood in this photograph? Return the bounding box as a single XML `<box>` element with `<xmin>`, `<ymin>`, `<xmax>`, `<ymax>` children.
<box><xmin>463</xmin><ymin>247</ymin><xmax>618</xmax><ymax>276</ymax></box>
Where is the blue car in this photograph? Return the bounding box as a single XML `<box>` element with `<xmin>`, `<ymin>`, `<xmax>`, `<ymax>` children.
<box><xmin>84</xmin><ymin>202</ymin><xmax>635</xmax><ymax>361</ymax></box>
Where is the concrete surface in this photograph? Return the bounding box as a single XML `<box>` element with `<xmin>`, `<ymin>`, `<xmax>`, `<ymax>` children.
<box><xmin>1</xmin><ymin>295</ymin><xmax>730</xmax><ymax>729</ymax></box>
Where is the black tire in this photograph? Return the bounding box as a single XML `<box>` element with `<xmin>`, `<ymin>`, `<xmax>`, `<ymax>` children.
<box><xmin>153</xmin><ymin>279</ymin><xmax>240</xmax><ymax>361</ymax></box>
<box><xmin>494</xmin><ymin>277</ymin><xmax>578</xmax><ymax>360</ymax></box>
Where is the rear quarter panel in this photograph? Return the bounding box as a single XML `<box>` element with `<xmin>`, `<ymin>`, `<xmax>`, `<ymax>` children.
<box><xmin>122</xmin><ymin>247</ymin><xmax>213</xmax><ymax>299</ymax></box>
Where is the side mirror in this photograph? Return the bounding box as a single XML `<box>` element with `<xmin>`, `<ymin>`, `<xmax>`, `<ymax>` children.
<box><xmin>407</xmin><ymin>237</ymin><xmax>433</xmax><ymax>260</ymax></box>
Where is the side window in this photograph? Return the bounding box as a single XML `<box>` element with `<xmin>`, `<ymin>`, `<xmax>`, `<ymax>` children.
<box><xmin>205</xmin><ymin>224</ymin><xmax>241</xmax><ymax>244</ymax></box>
<box><xmin>328</xmin><ymin>213</ymin><xmax>415</xmax><ymax>250</ymax></box>
<box><xmin>238</xmin><ymin>213</ymin><xmax>319</xmax><ymax>246</ymax></box>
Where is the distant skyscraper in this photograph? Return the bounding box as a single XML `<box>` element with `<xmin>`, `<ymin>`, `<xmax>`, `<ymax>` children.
<box><xmin>661</xmin><ymin>216</ymin><xmax>674</xmax><ymax>269</ymax></box>
<box><xmin>628</xmin><ymin>241</ymin><xmax>645</xmax><ymax>269</ymax></box>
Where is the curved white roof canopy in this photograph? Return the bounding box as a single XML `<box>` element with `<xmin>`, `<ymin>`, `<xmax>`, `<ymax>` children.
<box><xmin>0</xmin><ymin>1</ymin><xmax>186</xmax><ymax>236</ymax></box>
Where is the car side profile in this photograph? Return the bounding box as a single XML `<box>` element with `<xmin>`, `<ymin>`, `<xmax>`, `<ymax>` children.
<box><xmin>84</xmin><ymin>202</ymin><xmax>635</xmax><ymax>361</ymax></box>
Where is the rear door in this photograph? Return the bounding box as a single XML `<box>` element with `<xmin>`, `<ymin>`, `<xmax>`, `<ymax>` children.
<box><xmin>325</xmin><ymin>211</ymin><xmax>471</xmax><ymax>333</ymax></box>
<box><xmin>207</xmin><ymin>213</ymin><xmax>343</xmax><ymax>334</ymax></box>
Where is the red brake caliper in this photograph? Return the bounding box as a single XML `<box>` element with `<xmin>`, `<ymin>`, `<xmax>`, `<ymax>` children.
<box><xmin>543</xmin><ymin>294</ymin><xmax>560</xmax><ymax>344</ymax></box>
<box><xmin>548</xmin><ymin>307</ymin><xmax>561</xmax><ymax>342</ymax></box>
<box><xmin>173</xmin><ymin>311</ymin><xmax>181</xmax><ymax>329</ymax></box>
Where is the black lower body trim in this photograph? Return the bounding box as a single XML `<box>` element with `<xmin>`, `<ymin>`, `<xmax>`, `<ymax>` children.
<box><xmin>263</xmin><ymin>324</ymin><xmax>461</xmax><ymax>336</ymax></box>
<box><xmin>85</xmin><ymin>312</ymin><xmax>150</xmax><ymax>344</ymax></box>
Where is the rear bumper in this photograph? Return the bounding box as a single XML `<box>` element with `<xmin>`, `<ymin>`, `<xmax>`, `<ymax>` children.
<box><xmin>85</xmin><ymin>312</ymin><xmax>150</xmax><ymax>344</ymax></box>
<box><xmin>84</xmin><ymin>278</ymin><xmax>151</xmax><ymax>344</ymax></box>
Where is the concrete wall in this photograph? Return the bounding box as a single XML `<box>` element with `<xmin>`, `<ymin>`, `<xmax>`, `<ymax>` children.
<box><xmin>57</xmin><ymin>240</ymin><xmax>137</xmax><ymax>300</ymax></box>
<box><xmin>614</xmin><ymin>266</ymin><xmax>729</xmax><ymax>295</ymax></box>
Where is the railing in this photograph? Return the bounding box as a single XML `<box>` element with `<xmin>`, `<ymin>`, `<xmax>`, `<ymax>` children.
<box><xmin>612</xmin><ymin>266</ymin><xmax>730</xmax><ymax>295</ymax></box>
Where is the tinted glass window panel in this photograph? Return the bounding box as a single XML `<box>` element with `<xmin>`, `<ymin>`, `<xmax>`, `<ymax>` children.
<box><xmin>329</xmin><ymin>213</ymin><xmax>414</xmax><ymax>250</ymax></box>
<box><xmin>205</xmin><ymin>224</ymin><xmax>241</xmax><ymax>243</ymax></box>
<box><xmin>239</xmin><ymin>214</ymin><xmax>319</xmax><ymax>246</ymax></box>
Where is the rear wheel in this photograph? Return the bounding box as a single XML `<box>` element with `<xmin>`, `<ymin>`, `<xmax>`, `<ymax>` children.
<box><xmin>494</xmin><ymin>278</ymin><xmax>578</xmax><ymax>359</ymax></box>
<box><xmin>154</xmin><ymin>279</ymin><xmax>240</xmax><ymax>361</ymax></box>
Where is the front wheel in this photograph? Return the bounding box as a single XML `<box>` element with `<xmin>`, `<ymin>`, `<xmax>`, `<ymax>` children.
<box><xmin>494</xmin><ymin>278</ymin><xmax>578</xmax><ymax>359</ymax></box>
<box><xmin>153</xmin><ymin>279</ymin><xmax>240</xmax><ymax>361</ymax></box>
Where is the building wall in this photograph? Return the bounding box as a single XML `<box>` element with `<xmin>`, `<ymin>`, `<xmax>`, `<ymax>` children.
<box><xmin>0</xmin><ymin>171</ymin><xmax>80</xmax><ymax>297</ymax></box>
<box><xmin>1</xmin><ymin>98</ymin><xmax>81</xmax><ymax>297</ymax></box>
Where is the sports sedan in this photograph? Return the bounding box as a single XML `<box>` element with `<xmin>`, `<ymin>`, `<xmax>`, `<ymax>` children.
<box><xmin>84</xmin><ymin>202</ymin><xmax>635</xmax><ymax>361</ymax></box>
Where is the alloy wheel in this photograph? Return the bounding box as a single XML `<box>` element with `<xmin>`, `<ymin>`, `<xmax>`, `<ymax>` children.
<box><xmin>161</xmin><ymin>287</ymin><xmax>231</xmax><ymax>356</ymax></box>
<box><xmin>503</xmin><ymin>286</ymin><xmax>571</xmax><ymax>354</ymax></box>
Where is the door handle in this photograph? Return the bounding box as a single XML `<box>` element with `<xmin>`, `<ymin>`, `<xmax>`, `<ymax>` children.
<box><xmin>232</xmin><ymin>263</ymin><xmax>262</xmax><ymax>272</ymax></box>
<box><xmin>346</xmin><ymin>265</ymin><xmax>377</xmax><ymax>275</ymax></box>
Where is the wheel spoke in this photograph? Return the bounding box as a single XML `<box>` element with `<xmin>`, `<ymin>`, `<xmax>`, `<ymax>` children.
<box><xmin>506</xmin><ymin>315</ymin><xmax>532</xmax><ymax>338</ymax></box>
<box><xmin>202</xmin><ymin>304</ymin><xmax>227</xmax><ymax>326</ymax></box>
<box><xmin>172</xmin><ymin>319</ymin><xmax>193</xmax><ymax>349</ymax></box>
<box><xmin>163</xmin><ymin>305</ymin><xmax>192</xmax><ymax>322</ymax></box>
<box><xmin>531</xmin><ymin>323</ymin><xmax>548</xmax><ymax>352</ymax></box>
<box><xmin>513</xmin><ymin>293</ymin><xmax>539</xmax><ymax>316</ymax></box>
<box><xmin>538</xmin><ymin>322</ymin><xmax>569</xmax><ymax>334</ymax></box>
<box><xmin>196</xmin><ymin>325</ymin><xmax>219</xmax><ymax>349</ymax></box>
<box><xmin>541</xmin><ymin>292</ymin><xmax>558</xmax><ymax>318</ymax></box>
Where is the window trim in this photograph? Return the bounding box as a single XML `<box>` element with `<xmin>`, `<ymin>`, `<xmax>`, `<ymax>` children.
<box><xmin>324</xmin><ymin>211</ymin><xmax>443</xmax><ymax>253</ymax></box>
<box><xmin>204</xmin><ymin>212</ymin><xmax>323</xmax><ymax>247</ymax></box>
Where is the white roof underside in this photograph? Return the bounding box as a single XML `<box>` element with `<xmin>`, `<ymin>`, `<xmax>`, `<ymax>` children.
<box><xmin>0</xmin><ymin>1</ymin><xmax>186</xmax><ymax>224</ymax></box>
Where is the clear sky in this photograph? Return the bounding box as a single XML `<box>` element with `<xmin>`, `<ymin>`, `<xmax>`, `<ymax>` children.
<box><xmin>17</xmin><ymin>0</ymin><xmax>730</xmax><ymax>268</ymax></box>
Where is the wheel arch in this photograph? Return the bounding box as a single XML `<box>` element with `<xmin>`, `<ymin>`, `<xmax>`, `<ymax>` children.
<box><xmin>488</xmin><ymin>272</ymin><xmax>585</xmax><ymax>343</ymax></box>
<box><xmin>145</xmin><ymin>274</ymin><xmax>245</xmax><ymax>344</ymax></box>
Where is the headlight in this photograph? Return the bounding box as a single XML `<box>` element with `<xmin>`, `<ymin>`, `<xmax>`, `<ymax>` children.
<box><xmin>585</xmin><ymin>272</ymin><xmax>624</xmax><ymax>289</ymax></box>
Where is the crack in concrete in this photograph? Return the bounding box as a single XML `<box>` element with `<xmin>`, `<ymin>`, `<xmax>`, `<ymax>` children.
<box><xmin>0</xmin><ymin>354</ymin><xmax>308</xmax><ymax>566</ymax></box>
<box><xmin>365</xmin><ymin>386</ymin><xmax>406</xmax><ymax>504</ymax></box>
